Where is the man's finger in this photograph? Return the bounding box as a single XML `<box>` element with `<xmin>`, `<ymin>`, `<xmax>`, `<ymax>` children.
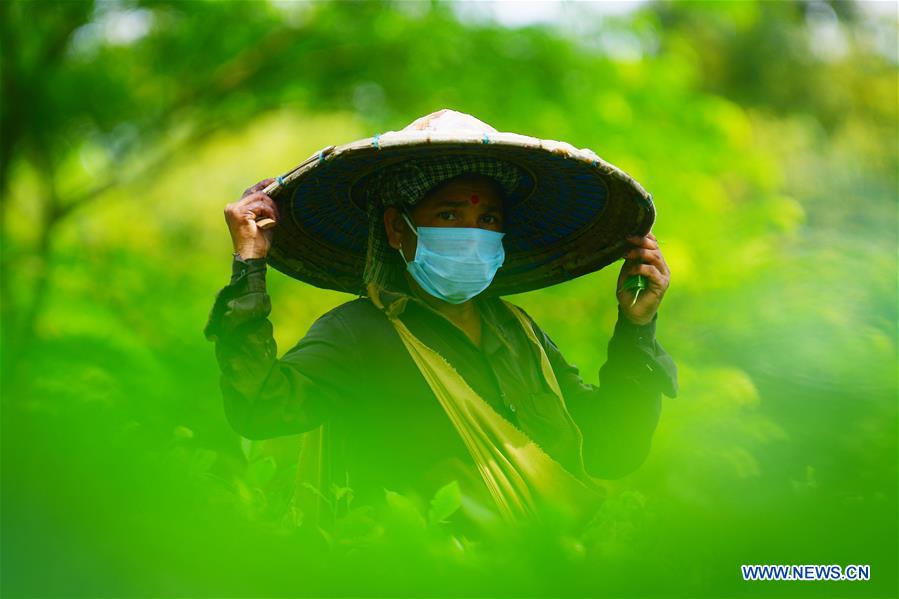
<box><xmin>620</xmin><ymin>260</ymin><xmax>663</xmax><ymax>286</ymax></box>
<box><xmin>633</xmin><ymin>263</ymin><xmax>667</xmax><ymax>291</ymax></box>
<box><xmin>238</xmin><ymin>193</ymin><xmax>280</xmax><ymax>218</ymax></box>
<box><xmin>623</xmin><ymin>247</ymin><xmax>662</xmax><ymax>265</ymax></box>
<box><xmin>241</xmin><ymin>198</ymin><xmax>278</xmax><ymax>222</ymax></box>
<box><xmin>243</xmin><ymin>178</ymin><xmax>276</xmax><ymax>199</ymax></box>
<box><xmin>625</xmin><ymin>235</ymin><xmax>659</xmax><ymax>251</ymax></box>
<box><xmin>248</xmin><ymin>178</ymin><xmax>275</xmax><ymax>193</ymax></box>
<box><xmin>626</xmin><ymin>247</ymin><xmax>671</xmax><ymax>277</ymax></box>
<box><xmin>657</xmin><ymin>251</ymin><xmax>670</xmax><ymax>277</ymax></box>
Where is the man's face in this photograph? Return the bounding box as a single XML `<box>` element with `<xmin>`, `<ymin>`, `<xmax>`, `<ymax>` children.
<box><xmin>385</xmin><ymin>174</ymin><xmax>505</xmax><ymax>263</ymax></box>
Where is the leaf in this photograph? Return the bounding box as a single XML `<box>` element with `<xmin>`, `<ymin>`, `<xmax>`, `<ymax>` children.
<box><xmin>383</xmin><ymin>488</ymin><xmax>426</xmax><ymax>530</ymax></box>
<box><xmin>240</xmin><ymin>437</ymin><xmax>253</xmax><ymax>461</ymax></box>
<box><xmin>428</xmin><ymin>480</ymin><xmax>462</xmax><ymax>525</ymax></box>
<box><xmin>240</xmin><ymin>437</ymin><xmax>264</xmax><ymax>462</ymax></box>
<box><xmin>330</xmin><ymin>482</ymin><xmax>355</xmax><ymax>507</ymax></box>
<box><xmin>190</xmin><ymin>449</ymin><xmax>217</xmax><ymax>473</ymax></box>
<box><xmin>301</xmin><ymin>482</ymin><xmax>333</xmax><ymax>507</ymax></box>
<box><xmin>246</xmin><ymin>455</ymin><xmax>277</xmax><ymax>487</ymax></box>
<box><xmin>173</xmin><ymin>425</ymin><xmax>194</xmax><ymax>440</ymax></box>
<box><xmin>621</xmin><ymin>274</ymin><xmax>647</xmax><ymax>292</ymax></box>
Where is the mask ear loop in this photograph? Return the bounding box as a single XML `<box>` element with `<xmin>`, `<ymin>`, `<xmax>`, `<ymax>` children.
<box><xmin>400</xmin><ymin>210</ymin><xmax>418</xmax><ymax>237</ymax></box>
<box><xmin>397</xmin><ymin>208</ymin><xmax>418</xmax><ymax>265</ymax></box>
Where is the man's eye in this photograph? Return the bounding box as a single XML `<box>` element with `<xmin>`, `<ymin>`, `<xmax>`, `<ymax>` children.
<box><xmin>438</xmin><ymin>211</ymin><xmax>456</xmax><ymax>220</ymax></box>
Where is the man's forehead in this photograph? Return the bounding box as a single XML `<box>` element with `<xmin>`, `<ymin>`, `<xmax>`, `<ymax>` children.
<box><xmin>429</xmin><ymin>196</ymin><xmax>502</xmax><ymax>210</ymax></box>
<box><xmin>422</xmin><ymin>184</ymin><xmax>504</xmax><ymax>209</ymax></box>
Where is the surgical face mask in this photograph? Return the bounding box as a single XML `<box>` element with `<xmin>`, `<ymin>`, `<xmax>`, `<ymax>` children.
<box><xmin>397</xmin><ymin>210</ymin><xmax>506</xmax><ymax>304</ymax></box>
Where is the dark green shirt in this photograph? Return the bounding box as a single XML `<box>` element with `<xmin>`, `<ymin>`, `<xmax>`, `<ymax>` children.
<box><xmin>204</xmin><ymin>255</ymin><xmax>678</xmax><ymax>507</ymax></box>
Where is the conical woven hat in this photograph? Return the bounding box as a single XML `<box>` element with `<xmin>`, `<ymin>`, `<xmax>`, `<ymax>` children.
<box><xmin>260</xmin><ymin>108</ymin><xmax>655</xmax><ymax>297</ymax></box>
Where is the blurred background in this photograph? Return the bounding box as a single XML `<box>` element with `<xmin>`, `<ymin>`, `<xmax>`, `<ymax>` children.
<box><xmin>1</xmin><ymin>0</ymin><xmax>896</xmax><ymax>597</ymax></box>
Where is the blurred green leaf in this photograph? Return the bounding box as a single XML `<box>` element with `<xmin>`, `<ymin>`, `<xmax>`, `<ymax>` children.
<box><xmin>246</xmin><ymin>455</ymin><xmax>277</xmax><ymax>488</ymax></box>
<box><xmin>427</xmin><ymin>480</ymin><xmax>461</xmax><ymax>526</ymax></box>
<box><xmin>383</xmin><ymin>488</ymin><xmax>427</xmax><ymax>530</ymax></box>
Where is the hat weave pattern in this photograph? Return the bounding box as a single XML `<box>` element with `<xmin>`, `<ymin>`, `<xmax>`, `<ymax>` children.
<box><xmin>257</xmin><ymin>109</ymin><xmax>655</xmax><ymax>297</ymax></box>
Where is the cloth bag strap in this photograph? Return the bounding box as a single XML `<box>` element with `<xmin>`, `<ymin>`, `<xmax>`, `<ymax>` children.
<box><xmin>499</xmin><ymin>300</ymin><xmax>604</xmax><ymax>487</ymax></box>
<box><xmin>382</xmin><ymin>296</ymin><xmax>605</xmax><ymax>524</ymax></box>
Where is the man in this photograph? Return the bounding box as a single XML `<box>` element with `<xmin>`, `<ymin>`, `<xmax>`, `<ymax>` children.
<box><xmin>204</xmin><ymin>109</ymin><xmax>677</xmax><ymax>530</ymax></box>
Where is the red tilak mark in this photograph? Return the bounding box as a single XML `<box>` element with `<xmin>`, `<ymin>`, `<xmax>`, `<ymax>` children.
<box><xmin>470</xmin><ymin>194</ymin><xmax>480</xmax><ymax>204</ymax></box>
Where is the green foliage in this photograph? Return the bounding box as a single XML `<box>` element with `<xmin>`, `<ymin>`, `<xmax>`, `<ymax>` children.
<box><xmin>428</xmin><ymin>479</ymin><xmax>462</xmax><ymax>525</ymax></box>
<box><xmin>1</xmin><ymin>0</ymin><xmax>895</xmax><ymax>596</ymax></box>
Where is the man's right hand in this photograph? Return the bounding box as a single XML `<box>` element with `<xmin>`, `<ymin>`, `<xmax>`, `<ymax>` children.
<box><xmin>224</xmin><ymin>178</ymin><xmax>280</xmax><ymax>259</ymax></box>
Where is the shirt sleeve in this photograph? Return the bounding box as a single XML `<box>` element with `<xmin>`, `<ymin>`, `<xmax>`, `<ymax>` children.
<box><xmin>516</xmin><ymin>305</ymin><xmax>679</xmax><ymax>480</ymax></box>
<box><xmin>203</xmin><ymin>255</ymin><xmax>358</xmax><ymax>440</ymax></box>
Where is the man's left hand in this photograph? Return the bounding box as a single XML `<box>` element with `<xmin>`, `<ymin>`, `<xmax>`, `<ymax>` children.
<box><xmin>616</xmin><ymin>231</ymin><xmax>670</xmax><ymax>325</ymax></box>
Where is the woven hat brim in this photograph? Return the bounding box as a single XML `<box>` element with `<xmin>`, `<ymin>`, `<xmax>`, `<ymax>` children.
<box><xmin>262</xmin><ymin>130</ymin><xmax>654</xmax><ymax>297</ymax></box>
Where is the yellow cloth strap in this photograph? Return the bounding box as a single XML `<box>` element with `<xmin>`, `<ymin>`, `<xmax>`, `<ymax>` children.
<box><xmin>385</xmin><ymin>297</ymin><xmax>605</xmax><ymax>524</ymax></box>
